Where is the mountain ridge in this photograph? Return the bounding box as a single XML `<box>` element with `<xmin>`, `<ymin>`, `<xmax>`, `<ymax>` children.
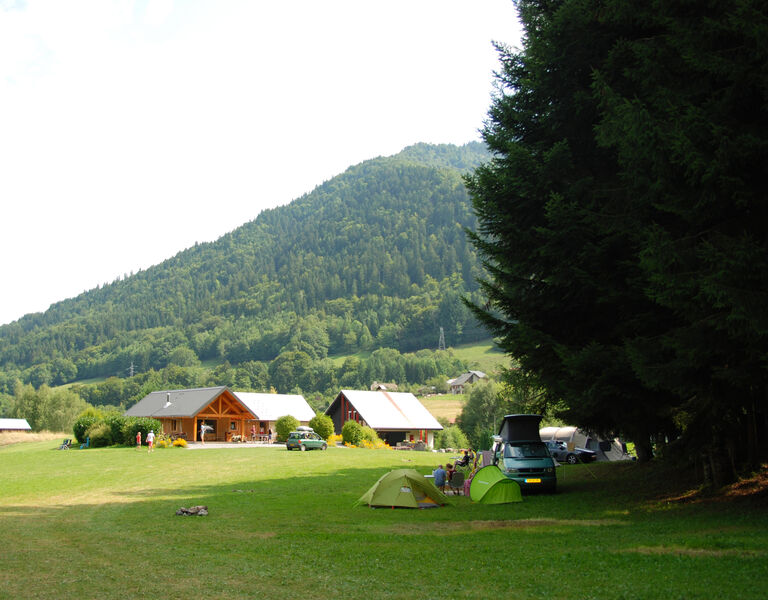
<box><xmin>0</xmin><ymin>141</ymin><xmax>491</xmax><ymax>393</ymax></box>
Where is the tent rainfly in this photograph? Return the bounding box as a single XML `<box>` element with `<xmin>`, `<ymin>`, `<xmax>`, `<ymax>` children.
<box><xmin>356</xmin><ymin>469</ymin><xmax>450</xmax><ymax>509</ymax></box>
<box><xmin>469</xmin><ymin>465</ymin><xmax>523</xmax><ymax>504</ymax></box>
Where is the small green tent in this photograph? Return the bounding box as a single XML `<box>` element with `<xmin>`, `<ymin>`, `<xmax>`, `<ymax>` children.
<box><xmin>356</xmin><ymin>469</ymin><xmax>450</xmax><ymax>508</ymax></box>
<box><xmin>469</xmin><ymin>465</ymin><xmax>523</xmax><ymax>504</ymax></box>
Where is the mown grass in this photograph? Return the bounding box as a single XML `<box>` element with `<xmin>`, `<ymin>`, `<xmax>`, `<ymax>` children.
<box><xmin>1</xmin><ymin>441</ymin><xmax>766</xmax><ymax>600</ymax></box>
<box><xmin>419</xmin><ymin>393</ymin><xmax>465</xmax><ymax>423</ymax></box>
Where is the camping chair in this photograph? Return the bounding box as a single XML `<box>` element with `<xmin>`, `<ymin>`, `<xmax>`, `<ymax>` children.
<box><xmin>448</xmin><ymin>471</ymin><xmax>465</xmax><ymax>495</ymax></box>
<box><xmin>58</xmin><ymin>439</ymin><xmax>72</xmax><ymax>450</ymax></box>
<box><xmin>79</xmin><ymin>437</ymin><xmax>90</xmax><ymax>449</ymax></box>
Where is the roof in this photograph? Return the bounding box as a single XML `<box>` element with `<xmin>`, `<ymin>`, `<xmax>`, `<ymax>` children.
<box><xmin>331</xmin><ymin>390</ymin><xmax>443</xmax><ymax>431</ymax></box>
<box><xmin>124</xmin><ymin>387</ymin><xmax>237</xmax><ymax>418</ymax></box>
<box><xmin>234</xmin><ymin>392</ymin><xmax>315</xmax><ymax>422</ymax></box>
<box><xmin>0</xmin><ymin>418</ymin><xmax>32</xmax><ymax>431</ymax></box>
<box><xmin>451</xmin><ymin>370</ymin><xmax>487</xmax><ymax>386</ymax></box>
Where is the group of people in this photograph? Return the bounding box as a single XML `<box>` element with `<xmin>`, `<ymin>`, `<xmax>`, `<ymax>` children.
<box><xmin>432</xmin><ymin>450</ymin><xmax>474</xmax><ymax>493</ymax></box>
<box><xmin>135</xmin><ymin>429</ymin><xmax>155</xmax><ymax>453</ymax></box>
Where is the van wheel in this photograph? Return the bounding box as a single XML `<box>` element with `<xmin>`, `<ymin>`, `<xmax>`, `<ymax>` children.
<box><xmin>566</xmin><ymin>454</ymin><xmax>578</xmax><ymax>464</ymax></box>
<box><xmin>321</xmin><ymin>443</ymin><xmax>328</xmax><ymax>450</ymax></box>
<box><xmin>300</xmin><ymin>444</ymin><xmax>306</xmax><ymax>451</ymax></box>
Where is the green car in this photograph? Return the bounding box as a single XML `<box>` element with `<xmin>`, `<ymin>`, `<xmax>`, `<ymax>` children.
<box><xmin>286</xmin><ymin>427</ymin><xmax>328</xmax><ymax>451</ymax></box>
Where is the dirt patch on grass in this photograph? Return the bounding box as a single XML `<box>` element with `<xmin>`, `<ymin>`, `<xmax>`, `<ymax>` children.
<box><xmin>660</xmin><ymin>464</ymin><xmax>768</xmax><ymax>505</ymax></box>
<box><xmin>624</xmin><ymin>545</ymin><xmax>765</xmax><ymax>558</ymax></box>
<box><xmin>0</xmin><ymin>431</ymin><xmax>67</xmax><ymax>446</ymax></box>
<box><xmin>389</xmin><ymin>518</ymin><xmax>626</xmax><ymax>535</ymax></box>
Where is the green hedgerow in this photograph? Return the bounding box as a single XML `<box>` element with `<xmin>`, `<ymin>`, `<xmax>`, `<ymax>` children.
<box><xmin>85</xmin><ymin>422</ymin><xmax>113</xmax><ymax>448</ymax></box>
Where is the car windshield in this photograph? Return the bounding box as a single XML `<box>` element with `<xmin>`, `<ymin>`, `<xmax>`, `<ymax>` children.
<box><xmin>504</xmin><ymin>442</ymin><xmax>549</xmax><ymax>459</ymax></box>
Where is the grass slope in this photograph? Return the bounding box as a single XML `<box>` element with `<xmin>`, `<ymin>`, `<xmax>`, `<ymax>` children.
<box><xmin>1</xmin><ymin>441</ymin><xmax>766</xmax><ymax>599</ymax></box>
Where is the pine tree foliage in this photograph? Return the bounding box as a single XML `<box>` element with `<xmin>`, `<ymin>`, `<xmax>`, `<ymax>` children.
<box><xmin>467</xmin><ymin>0</ymin><xmax>768</xmax><ymax>482</ymax></box>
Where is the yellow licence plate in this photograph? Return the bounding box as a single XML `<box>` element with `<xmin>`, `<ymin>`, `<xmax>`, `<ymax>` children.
<box><xmin>525</xmin><ymin>478</ymin><xmax>542</xmax><ymax>483</ymax></box>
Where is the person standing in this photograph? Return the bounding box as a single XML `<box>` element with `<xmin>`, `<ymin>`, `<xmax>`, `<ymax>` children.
<box><xmin>136</xmin><ymin>430</ymin><xmax>142</xmax><ymax>451</ymax></box>
<box><xmin>200</xmin><ymin>421</ymin><xmax>206</xmax><ymax>444</ymax></box>
<box><xmin>146</xmin><ymin>429</ymin><xmax>155</xmax><ymax>453</ymax></box>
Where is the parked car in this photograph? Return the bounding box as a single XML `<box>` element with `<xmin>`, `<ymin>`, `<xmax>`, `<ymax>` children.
<box><xmin>286</xmin><ymin>427</ymin><xmax>328</xmax><ymax>451</ymax></box>
<box><xmin>545</xmin><ymin>440</ymin><xmax>597</xmax><ymax>464</ymax></box>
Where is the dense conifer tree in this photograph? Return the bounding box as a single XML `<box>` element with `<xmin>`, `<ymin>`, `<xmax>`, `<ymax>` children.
<box><xmin>467</xmin><ymin>0</ymin><xmax>768</xmax><ymax>482</ymax></box>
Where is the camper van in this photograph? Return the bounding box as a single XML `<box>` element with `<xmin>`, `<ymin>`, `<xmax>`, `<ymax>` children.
<box><xmin>493</xmin><ymin>414</ymin><xmax>557</xmax><ymax>493</ymax></box>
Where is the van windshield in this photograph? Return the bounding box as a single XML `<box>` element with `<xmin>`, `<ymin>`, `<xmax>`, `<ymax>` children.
<box><xmin>503</xmin><ymin>442</ymin><xmax>549</xmax><ymax>459</ymax></box>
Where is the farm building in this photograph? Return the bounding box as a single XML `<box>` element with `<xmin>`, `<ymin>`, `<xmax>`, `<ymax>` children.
<box><xmin>125</xmin><ymin>387</ymin><xmax>314</xmax><ymax>442</ymax></box>
<box><xmin>325</xmin><ymin>389</ymin><xmax>442</xmax><ymax>448</ymax></box>
<box><xmin>447</xmin><ymin>370</ymin><xmax>487</xmax><ymax>394</ymax></box>
<box><xmin>0</xmin><ymin>418</ymin><xmax>32</xmax><ymax>432</ymax></box>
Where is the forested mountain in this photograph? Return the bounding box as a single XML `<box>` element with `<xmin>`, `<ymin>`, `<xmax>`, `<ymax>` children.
<box><xmin>0</xmin><ymin>142</ymin><xmax>492</xmax><ymax>405</ymax></box>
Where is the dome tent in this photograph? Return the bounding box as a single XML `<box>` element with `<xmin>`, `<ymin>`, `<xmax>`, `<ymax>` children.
<box><xmin>356</xmin><ymin>469</ymin><xmax>450</xmax><ymax>509</ymax></box>
<box><xmin>469</xmin><ymin>465</ymin><xmax>523</xmax><ymax>504</ymax></box>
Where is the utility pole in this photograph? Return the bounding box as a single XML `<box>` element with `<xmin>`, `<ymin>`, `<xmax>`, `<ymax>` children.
<box><xmin>127</xmin><ymin>361</ymin><xmax>135</xmax><ymax>377</ymax></box>
<box><xmin>438</xmin><ymin>327</ymin><xmax>446</xmax><ymax>351</ymax></box>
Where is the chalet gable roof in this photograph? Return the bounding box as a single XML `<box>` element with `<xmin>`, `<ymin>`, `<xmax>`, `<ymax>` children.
<box><xmin>329</xmin><ymin>390</ymin><xmax>442</xmax><ymax>431</ymax></box>
<box><xmin>124</xmin><ymin>386</ymin><xmax>246</xmax><ymax>419</ymax></box>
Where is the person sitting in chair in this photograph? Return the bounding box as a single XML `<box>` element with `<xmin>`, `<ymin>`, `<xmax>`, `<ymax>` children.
<box><xmin>455</xmin><ymin>450</ymin><xmax>471</xmax><ymax>468</ymax></box>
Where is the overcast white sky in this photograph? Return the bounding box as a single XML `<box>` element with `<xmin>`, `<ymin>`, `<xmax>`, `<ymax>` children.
<box><xmin>0</xmin><ymin>0</ymin><xmax>522</xmax><ymax>326</ymax></box>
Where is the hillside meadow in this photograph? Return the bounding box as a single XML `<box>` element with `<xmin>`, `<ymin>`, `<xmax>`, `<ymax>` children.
<box><xmin>1</xmin><ymin>439</ymin><xmax>766</xmax><ymax>600</ymax></box>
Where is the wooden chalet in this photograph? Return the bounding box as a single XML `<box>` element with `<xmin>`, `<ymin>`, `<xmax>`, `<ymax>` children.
<box><xmin>325</xmin><ymin>389</ymin><xmax>442</xmax><ymax>448</ymax></box>
<box><xmin>125</xmin><ymin>386</ymin><xmax>254</xmax><ymax>442</ymax></box>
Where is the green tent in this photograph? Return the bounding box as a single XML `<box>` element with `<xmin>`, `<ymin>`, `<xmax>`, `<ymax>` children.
<box><xmin>469</xmin><ymin>465</ymin><xmax>523</xmax><ymax>504</ymax></box>
<box><xmin>356</xmin><ymin>469</ymin><xmax>450</xmax><ymax>509</ymax></box>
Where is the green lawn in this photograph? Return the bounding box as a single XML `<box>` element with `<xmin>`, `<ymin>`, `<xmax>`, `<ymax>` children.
<box><xmin>1</xmin><ymin>441</ymin><xmax>766</xmax><ymax>599</ymax></box>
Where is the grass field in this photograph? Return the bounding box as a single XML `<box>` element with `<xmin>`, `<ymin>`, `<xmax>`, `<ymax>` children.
<box><xmin>1</xmin><ymin>440</ymin><xmax>766</xmax><ymax>600</ymax></box>
<box><xmin>419</xmin><ymin>393</ymin><xmax>465</xmax><ymax>423</ymax></box>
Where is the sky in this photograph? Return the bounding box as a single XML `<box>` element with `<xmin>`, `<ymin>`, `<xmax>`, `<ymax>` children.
<box><xmin>0</xmin><ymin>0</ymin><xmax>523</xmax><ymax>326</ymax></box>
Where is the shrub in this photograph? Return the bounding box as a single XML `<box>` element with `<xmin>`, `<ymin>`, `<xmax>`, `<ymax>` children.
<box><xmin>73</xmin><ymin>408</ymin><xmax>104</xmax><ymax>444</ymax></box>
<box><xmin>327</xmin><ymin>433</ymin><xmax>342</xmax><ymax>447</ymax></box>
<box><xmin>173</xmin><ymin>438</ymin><xmax>187</xmax><ymax>448</ymax></box>
<box><xmin>360</xmin><ymin>426</ymin><xmax>379</xmax><ymax>443</ymax></box>
<box><xmin>435</xmin><ymin>425</ymin><xmax>469</xmax><ymax>450</ymax></box>
<box><xmin>341</xmin><ymin>420</ymin><xmax>363</xmax><ymax>446</ymax></box>
<box><xmin>103</xmin><ymin>412</ymin><xmax>127</xmax><ymax>444</ymax></box>
<box><xmin>85</xmin><ymin>422</ymin><xmax>113</xmax><ymax>448</ymax></box>
<box><xmin>121</xmin><ymin>417</ymin><xmax>163</xmax><ymax>447</ymax></box>
<box><xmin>308</xmin><ymin>414</ymin><xmax>335</xmax><ymax>440</ymax></box>
<box><xmin>275</xmin><ymin>415</ymin><xmax>299</xmax><ymax>442</ymax></box>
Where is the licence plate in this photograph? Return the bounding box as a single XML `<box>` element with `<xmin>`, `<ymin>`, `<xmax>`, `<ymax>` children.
<box><xmin>525</xmin><ymin>478</ymin><xmax>542</xmax><ymax>483</ymax></box>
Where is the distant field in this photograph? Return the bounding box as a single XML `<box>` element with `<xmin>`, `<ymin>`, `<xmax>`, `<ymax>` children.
<box><xmin>449</xmin><ymin>340</ymin><xmax>509</xmax><ymax>374</ymax></box>
<box><xmin>1</xmin><ymin>440</ymin><xmax>766</xmax><ymax>599</ymax></box>
<box><xmin>419</xmin><ymin>393</ymin><xmax>465</xmax><ymax>423</ymax></box>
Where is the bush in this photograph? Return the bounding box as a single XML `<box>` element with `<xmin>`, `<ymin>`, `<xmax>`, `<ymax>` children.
<box><xmin>360</xmin><ymin>426</ymin><xmax>379</xmax><ymax>443</ymax></box>
<box><xmin>85</xmin><ymin>422</ymin><xmax>113</xmax><ymax>448</ymax></box>
<box><xmin>341</xmin><ymin>420</ymin><xmax>363</xmax><ymax>446</ymax></box>
<box><xmin>308</xmin><ymin>414</ymin><xmax>335</xmax><ymax>440</ymax></box>
<box><xmin>103</xmin><ymin>412</ymin><xmax>127</xmax><ymax>444</ymax></box>
<box><xmin>435</xmin><ymin>425</ymin><xmax>469</xmax><ymax>450</ymax></box>
<box><xmin>173</xmin><ymin>438</ymin><xmax>187</xmax><ymax>448</ymax></box>
<box><xmin>73</xmin><ymin>408</ymin><xmax>104</xmax><ymax>444</ymax></box>
<box><xmin>121</xmin><ymin>417</ymin><xmax>163</xmax><ymax>447</ymax></box>
<box><xmin>275</xmin><ymin>415</ymin><xmax>299</xmax><ymax>442</ymax></box>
